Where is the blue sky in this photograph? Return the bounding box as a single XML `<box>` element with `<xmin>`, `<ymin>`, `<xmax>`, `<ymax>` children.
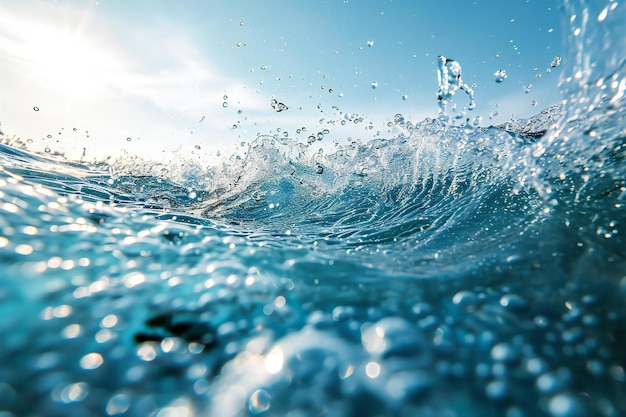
<box><xmin>0</xmin><ymin>0</ymin><xmax>562</xmax><ymax>161</ymax></box>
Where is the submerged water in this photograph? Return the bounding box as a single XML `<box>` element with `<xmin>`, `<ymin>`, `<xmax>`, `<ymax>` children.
<box><xmin>1</xmin><ymin>1</ymin><xmax>626</xmax><ymax>417</ymax></box>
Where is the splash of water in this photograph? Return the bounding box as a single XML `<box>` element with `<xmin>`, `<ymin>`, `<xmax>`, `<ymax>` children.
<box><xmin>436</xmin><ymin>55</ymin><xmax>475</xmax><ymax>121</ymax></box>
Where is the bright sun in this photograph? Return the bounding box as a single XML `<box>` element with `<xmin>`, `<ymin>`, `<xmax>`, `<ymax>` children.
<box><xmin>6</xmin><ymin>18</ymin><xmax>124</xmax><ymax>98</ymax></box>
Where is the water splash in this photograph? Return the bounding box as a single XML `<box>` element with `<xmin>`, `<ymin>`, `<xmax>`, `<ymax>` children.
<box><xmin>436</xmin><ymin>55</ymin><xmax>475</xmax><ymax>121</ymax></box>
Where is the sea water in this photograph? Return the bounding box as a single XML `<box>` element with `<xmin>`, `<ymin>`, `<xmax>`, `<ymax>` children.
<box><xmin>1</xmin><ymin>1</ymin><xmax>625</xmax><ymax>416</ymax></box>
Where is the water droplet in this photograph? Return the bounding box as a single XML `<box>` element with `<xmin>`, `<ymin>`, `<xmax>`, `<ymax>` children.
<box><xmin>126</xmin><ymin>137</ymin><xmax>131</xmax><ymax>142</ymax></box>
<box><xmin>45</xmin><ymin>147</ymin><xmax>51</xmax><ymax>153</ymax></box>
<box><xmin>240</xmin><ymin>141</ymin><xmax>246</xmax><ymax>147</ymax></box>
<box><xmin>33</xmin><ymin>106</ymin><xmax>39</xmax><ymax>111</ymax></box>
<box><xmin>222</xmin><ymin>102</ymin><xmax>229</xmax><ymax>108</ymax></box>
<box><xmin>393</xmin><ymin>113</ymin><xmax>405</xmax><ymax>125</ymax></box>
<box><xmin>270</xmin><ymin>98</ymin><xmax>288</xmax><ymax>112</ymax></box>
<box><xmin>316</xmin><ymin>164</ymin><xmax>324</xmax><ymax>174</ymax></box>
<box><xmin>236</xmin><ymin>41</ymin><xmax>242</xmax><ymax>47</ymax></box>
<box><xmin>371</xmin><ymin>81</ymin><xmax>378</xmax><ymax>89</ymax></box>
<box><xmin>367</xmin><ymin>40</ymin><xmax>374</xmax><ymax>47</ymax></box>
<box><xmin>194</xmin><ymin>145</ymin><xmax>201</xmax><ymax>150</ymax></box>
<box><xmin>47</xmin><ymin>134</ymin><xmax>52</xmax><ymax>138</ymax></box>
<box><xmin>494</xmin><ymin>69</ymin><xmax>507</xmax><ymax>83</ymax></box>
<box><xmin>260</xmin><ymin>65</ymin><xmax>270</xmax><ymax>70</ymax></box>
<box><xmin>531</xmin><ymin>99</ymin><xmax>538</xmax><ymax>106</ymax></box>
<box><xmin>239</xmin><ymin>21</ymin><xmax>244</xmax><ymax>26</ymax></box>
<box><xmin>307</xmin><ymin>135</ymin><xmax>316</xmax><ymax>144</ymax></box>
<box><xmin>316</xmin><ymin>132</ymin><xmax>324</xmax><ymax>141</ymax></box>
<box><xmin>551</xmin><ymin>55</ymin><xmax>562</xmax><ymax>67</ymax></box>
<box><xmin>401</xmin><ymin>94</ymin><xmax>408</xmax><ymax>101</ymax></box>
<box><xmin>535</xmin><ymin>73</ymin><xmax>542</xmax><ymax>79</ymax></box>
<box><xmin>72</xmin><ymin>127</ymin><xmax>77</xmax><ymax>131</ymax></box>
<box><xmin>495</xmin><ymin>52</ymin><xmax>500</xmax><ymax>58</ymax></box>
<box><xmin>248</xmin><ymin>389</ymin><xmax>271</xmax><ymax>414</ymax></box>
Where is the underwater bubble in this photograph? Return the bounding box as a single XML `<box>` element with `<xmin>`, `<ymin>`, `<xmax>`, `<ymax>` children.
<box><xmin>248</xmin><ymin>389</ymin><xmax>271</xmax><ymax>414</ymax></box>
<box><xmin>551</xmin><ymin>55</ymin><xmax>562</xmax><ymax>67</ymax></box>
<box><xmin>44</xmin><ymin>147</ymin><xmax>51</xmax><ymax>153</ymax></box>
<box><xmin>365</xmin><ymin>361</ymin><xmax>381</xmax><ymax>378</ymax></box>
<box><xmin>106</xmin><ymin>393</ymin><xmax>131</xmax><ymax>415</ymax></box>
<box><xmin>371</xmin><ymin>81</ymin><xmax>378</xmax><ymax>89</ymax></box>
<box><xmin>494</xmin><ymin>69</ymin><xmax>507</xmax><ymax>83</ymax></box>
<box><xmin>222</xmin><ymin>102</ymin><xmax>229</xmax><ymax>108</ymax></box>
<box><xmin>223</xmin><ymin>95</ymin><xmax>228</xmax><ymax>100</ymax></box>
<box><xmin>80</xmin><ymin>352</ymin><xmax>104</xmax><ymax>370</ymax></box>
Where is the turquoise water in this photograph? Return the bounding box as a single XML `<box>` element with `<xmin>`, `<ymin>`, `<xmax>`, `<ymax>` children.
<box><xmin>1</xmin><ymin>1</ymin><xmax>626</xmax><ymax>416</ymax></box>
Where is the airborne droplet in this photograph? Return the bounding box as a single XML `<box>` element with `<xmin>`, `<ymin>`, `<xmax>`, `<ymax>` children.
<box><xmin>493</xmin><ymin>69</ymin><xmax>507</xmax><ymax>83</ymax></box>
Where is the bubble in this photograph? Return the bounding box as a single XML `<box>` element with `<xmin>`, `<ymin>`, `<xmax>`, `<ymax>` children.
<box><xmin>260</xmin><ymin>65</ymin><xmax>270</xmax><ymax>70</ymax></box>
<box><xmin>248</xmin><ymin>389</ymin><xmax>271</xmax><ymax>414</ymax></box>
<box><xmin>239</xmin><ymin>21</ymin><xmax>244</xmax><ymax>26</ymax></box>
<box><xmin>307</xmin><ymin>135</ymin><xmax>316</xmax><ymax>144</ymax></box>
<box><xmin>535</xmin><ymin>74</ymin><xmax>542</xmax><ymax>79</ymax></box>
<box><xmin>106</xmin><ymin>393</ymin><xmax>131</xmax><ymax>415</ymax></box>
<box><xmin>367</xmin><ymin>40</ymin><xmax>374</xmax><ymax>47</ymax></box>
<box><xmin>365</xmin><ymin>361</ymin><xmax>381</xmax><ymax>378</ymax></box>
<box><xmin>531</xmin><ymin>99</ymin><xmax>538</xmax><ymax>106</ymax></box>
<box><xmin>316</xmin><ymin>132</ymin><xmax>324</xmax><ymax>141</ymax></box>
<box><xmin>494</xmin><ymin>69</ymin><xmax>508</xmax><ymax>83</ymax></box>
<box><xmin>72</xmin><ymin>127</ymin><xmax>77</xmax><ymax>131</ymax></box>
<box><xmin>371</xmin><ymin>81</ymin><xmax>378</xmax><ymax>89</ymax></box>
<box><xmin>47</xmin><ymin>134</ymin><xmax>52</xmax><ymax>138</ymax></box>
<box><xmin>44</xmin><ymin>147</ymin><xmax>51</xmax><ymax>153</ymax></box>
<box><xmin>401</xmin><ymin>94</ymin><xmax>408</xmax><ymax>101</ymax></box>
<box><xmin>495</xmin><ymin>52</ymin><xmax>500</xmax><ymax>58</ymax></box>
<box><xmin>33</xmin><ymin>106</ymin><xmax>39</xmax><ymax>111</ymax></box>
<box><xmin>236</xmin><ymin>41</ymin><xmax>242</xmax><ymax>47</ymax></box>
<box><xmin>80</xmin><ymin>352</ymin><xmax>104</xmax><ymax>370</ymax></box>
<box><xmin>126</xmin><ymin>137</ymin><xmax>131</xmax><ymax>142</ymax></box>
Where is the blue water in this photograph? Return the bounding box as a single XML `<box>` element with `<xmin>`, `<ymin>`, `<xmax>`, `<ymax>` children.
<box><xmin>1</xmin><ymin>2</ymin><xmax>626</xmax><ymax>416</ymax></box>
